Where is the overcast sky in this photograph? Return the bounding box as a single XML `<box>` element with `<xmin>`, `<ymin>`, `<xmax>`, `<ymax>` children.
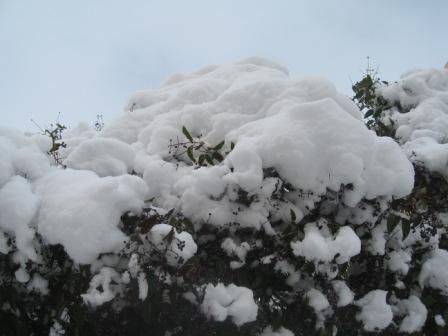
<box><xmin>1</xmin><ymin>0</ymin><xmax>447</xmax><ymax>130</ymax></box>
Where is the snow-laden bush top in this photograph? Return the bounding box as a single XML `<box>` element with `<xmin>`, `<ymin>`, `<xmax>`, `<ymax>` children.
<box><xmin>1</xmin><ymin>58</ymin><xmax>448</xmax><ymax>335</ymax></box>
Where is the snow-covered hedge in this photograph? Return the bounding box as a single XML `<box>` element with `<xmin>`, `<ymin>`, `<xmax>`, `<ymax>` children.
<box><xmin>1</xmin><ymin>58</ymin><xmax>448</xmax><ymax>335</ymax></box>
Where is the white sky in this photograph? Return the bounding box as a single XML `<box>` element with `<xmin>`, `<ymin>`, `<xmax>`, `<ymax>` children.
<box><xmin>1</xmin><ymin>0</ymin><xmax>447</xmax><ymax>130</ymax></box>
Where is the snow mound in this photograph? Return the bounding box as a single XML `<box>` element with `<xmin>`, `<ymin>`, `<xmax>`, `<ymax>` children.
<box><xmin>0</xmin><ymin>176</ymin><xmax>39</xmax><ymax>261</ymax></box>
<box><xmin>291</xmin><ymin>220</ymin><xmax>361</xmax><ymax>263</ymax></box>
<box><xmin>305</xmin><ymin>288</ymin><xmax>330</xmax><ymax>312</ymax></box>
<box><xmin>332</xmin><ymin>280</ymin><xmax>354</xmax><ymax>307</ymax></box>
<box><xmin>226</xmin><ymin>97</ymin><xmax>413</xmax><ymax>204</ymax></box>
<box><xmin>395</xmin><ymin>295</ymin><xmax>427</xmax><ymax>333</ymax></box>
<box><xmin>65</xmin><ymin>137</ymin><xmax>136</xmax><ymax>177</ymax></box>
<box><xmin>355</xmin><ymin>290</ymin><xmax>393</xmax><ymax>332</ymax></box>
<box><xmin>419</xmin><ymin>249</ymin><xmax>448</xmax><ymax>295</ymax></box>
<box><xmin>0</xmin><ymin>127</ymin><xmax>51</xmax><ymax>187</ymax></box>
<box><xmin>98</xmin><ymin>58</ymin><xmax>413</xmax><ymax>229</ymax></box>
<box><xmin>201</xmin><ymin>283</ymin><xmax>258</xmax><ymax>326</ymax></box>
<box><xmin>378</xmin><ymin>68</ymin><xmax>448</xmax><ymax>178</ymax></box>
<box><xmin>35</xmin><ymin>169</ymin><xmax>148</xmax><ymax>264</ymax></box>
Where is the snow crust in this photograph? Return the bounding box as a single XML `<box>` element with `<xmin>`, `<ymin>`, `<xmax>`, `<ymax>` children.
<box><xmin>201</xmin><ymin>283</ymin><xmax>258</xmax><ymax>326</ymax></box>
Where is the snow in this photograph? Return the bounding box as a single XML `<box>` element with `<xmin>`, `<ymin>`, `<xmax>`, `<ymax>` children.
<box><xmin>201</xmin><ymin>283</ymin><xmax>258</xmax><ymax>326</ymax></box>
<box><xmin>147</xmin><ymin>224</ymin><xmax>197</xmax><ymax>267</ymax></box>
<box><xmin>291</xmin><ymin>220</ymin><xmax>361</xmax><ymax>263</ymax></box>
<box><xmin>35</xmin><ymin>169</ymin><xmax>148</xmax><ymax>264</ymax></box>
<box><xmin>259</xmin><ymin>326</ymin><xmax>294</xmax><ymax>336</ymax></box>
<box><xmin>305</xmin><ymin>288</ymin><xmax>330</xmax><ymax>312</ymax></box>
<box><xmin>386</xmin><ymin>250</ymin><xmax>411</xmax><ymax>275</ymax></box>
<box><xmin>0</xmin><ymin>176</ymin><xmax>39</xmax><ymax>261</ymax></box>
<box><xmin>355</xmin><ymin>290</ymin><xmax>393</xmax><ymax>332</ymax></box>
<box><xmin>274</xmin><ymin>260</ymin><xmax>301</xmax><ymax>287</ymax></box>
<box><xmin>99</xmin><ymin>57</ymin><xmax>413</xmax><ymax>225</ymax></box>
<box><xmin>0</xmin><ymin>128</ymin><xmax>51</xmax><ymax>187</ymax></box>
<box><xmin>435</xmin><ymin>315</ymin><xmax>446</xmax><ymax>327</ymax></box>
<box><xmin>366</xmin><ymin>222</ymin><xmax>387</xmax><ymax>255</ymax></box>
<box><xmin>0</xmin><ymin>231</ymin><xmax>10</xmax><ymax>254</ymax></box>
<box><xmin>15</xmin><ymin>267</ymin><xmax>30</xmax><ymax>283</ymax></box>
<box><xmin>58</xmin><ymin>122</ymin><xmax>96</xmax><ymax>159</ymax></box>
<box><xmin>0</xmin><ymin>58</ymin><xmax>435</xmax><ymax>331</ymax></box>
<box><xmin>377</xmin><ymin>68</ymin><xmax>448</xmax><ymax>179</ymax></box>
<box><xmin>332</xmin><ymin>280</ymin><xmax>354</xmax><ymax>307</ymax></box>
<box><xmin>27</xmin><ymin>273</ymin><xmax>49</xmax><ymax>295</ymax></box>
<box><xmin>65</xmin><ymin>137</ymin><xmax>136</xmax><ymax>177</ymax></box>
<box><xmin>49</xmin><ymin>320</ymin><xmax>65</xmax><ymax>336</ymax></box>
<box><xmin>418</xmin><ymin>248</ymin><xmax>448</xmax><ymax>295</ymax></box>
<box><xmin>128</xmin><ymin>253</ymin><xmax>141</xmax><ymax>277</ymax></box>
<box><xmin>221</xmin><ymin>237</ymin><xmax>251</xmax><ymax>269</ymax></box>
<box><xmin>137</xmin><ymin>272</ymin><xmax>148</xmax><ymax>300</ymax></box>
<box><xmin>226</xmin><ymin>98</ymin><xmax>413</xmax><ymax>205</ymax></box>
<box><xmin>81</xmin><ymin>267</ymin><xmax>123</xmax><ymax>306</ymax></box>
<box><xmin>395</xmin><ymin>295</ymin><xmax>427</xmax><ymax>333</ymax></box>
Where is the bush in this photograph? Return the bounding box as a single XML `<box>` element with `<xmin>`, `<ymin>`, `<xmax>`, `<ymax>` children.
<box><xmin>1</xmin><ymin>58</ymin><xmax>447</xmax><ymax>335</ymax></box>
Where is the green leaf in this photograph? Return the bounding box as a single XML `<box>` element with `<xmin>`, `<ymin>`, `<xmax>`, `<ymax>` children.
<box><xmin>230</xmin><ymin>142</ymin><xmax>235</xmax><ymax>150</ymax></box>
<box><xmin>387</xmin><ymin>212</ymin><xmax>400</xmax><ymax>234</ymax></box>
<box><xmin>401</xmin><ymin>219</ymin><xmax>411</xmax><ymax>240</ymax></box>
<box><xmin>212</xmin><ymin>152</ymin><xmax>224</xmax><ymax>162</ymax></box>
<box><xmin>198</xmin><ymin>154</ymin><xmax>205</xmax><ymax>166</ymax></box>
<box><xmin>165</xmin><ymin>208</ymin><xmax>175</xmax><ymax>218</ymax></box>
<box><xmin>290</xmin><ymin>209</ymin><xmax>297</xmax><ymax>223</ymax></box>
<box><xmin>303</xmin><ymin>261</ymin><xmax>315</xmax><ymax>274</ymax></box>
<box><xmin>443</xmin><ymin>308</ymin><xmax>448</xmax><ymax>323</ymax></box>
<box><xmin>183</xmin><ymin>218</ymin><xmax>194</xmax><ymax>232</ymax></box>
<box><xmin>205</xmin><ymin>154</ymin><xmax>214</xmax><ymax>165</ymax></box>
<box><xmin>377</xmin><ymin>120</ymin><xmax>389</xmax><ymax>132</ymax></box>
<box><xmin>213</xmin><ymin>140</ymin><xmax>225</xmax><ymax>151</ymax></box>
<box><xmin>164</xmin><ymin>228</ymin><xmax>175</xmax><ymax>243</ymax></box>
<box><xmin>364</xmin><ymin>109</ymin><xmax>374</xmax><ymax>118</ymax></box>
<box><xmin>187</xmin><ymin>146</ymin><xmax>195</xmax><ymax>163</ymax></box>
<box><xmin>169</xmin><ymin>216</ymin><xmax>178</xmax><ymax>227</ymax></box>
<box><xmin>182</xmin><ymin>126</ymin><xmax>193</xmax><ymax>142</ymax></box>
<box><xmin>422</xmin><ymin>294</ymin><xmax>436</xmax><ymax>306</ymax></box>
<box><xmin>339</xmin><ymin>262</ymin><xmax>350</xmax><ymax>280</ymax></box>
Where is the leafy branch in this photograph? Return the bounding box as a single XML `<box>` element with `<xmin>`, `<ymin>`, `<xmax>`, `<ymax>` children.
<box><xmin>168</xmin><ymin>126</ymin><xmax>234</xmax><ymax>166</ymax></box>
